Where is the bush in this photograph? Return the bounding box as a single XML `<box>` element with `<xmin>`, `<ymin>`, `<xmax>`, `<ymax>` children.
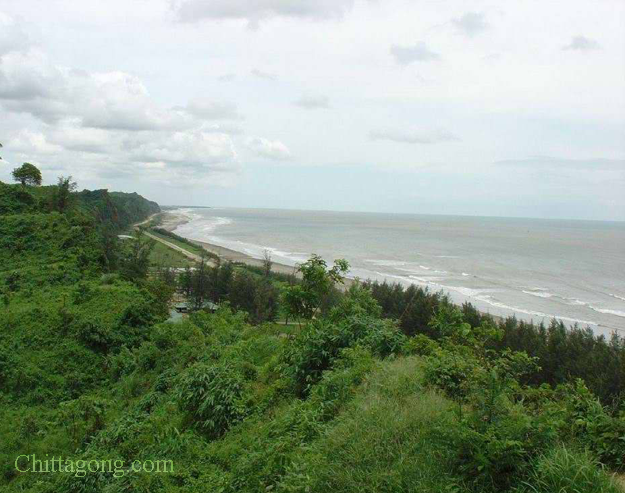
<box><xmin>402</xmin><ymin>333</ymin><xmax>439</xmax><ymax>356</ymax></box>
<box><xmin>439</xmin><ymin>403</ymin><xmax>559</xmax><ymax>491</ymax></box>
<box><xmin>553</xmin><ymin>380</ymin><xmax>625</xmax><ymax>471</ymax></box>
<box><xmin>513</xmin><ymin>447</ymin><xmax>621</xmax><ymax>493</ymax></box>
<box><xmin>281</xmin><ymin>315</ymin><xmax>406</xmax><ymax>395</ymax></box>
<box><xmin>423</xmin><ymin>347</ymin><xmax>481</xmax><ymax>400</ymax></box>
<box><xmin>176</xmin><ymin>362</ymin><xmax>248</xmax><ymax>437</ymax></box>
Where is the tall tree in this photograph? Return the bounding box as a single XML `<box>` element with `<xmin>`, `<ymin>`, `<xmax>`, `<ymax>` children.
<box><xmin>12</xmin><ymin>163</ymin><xmax>42</xmax><ymax>187</ymax></box>
<box><xmin>52</xmin><ymin>176</ymin><xmax>78</xmax><ymax>213</ymax></box>
<box><xmin>263</xmin><ymin>249</ymin><xmax>273</xmax><ymax>278</ymax></box>
<box><xmin>119</xmin><ymin>228</ymin><xmax>155</xmax><ymax>281</ymax></box>
<box><xmin>282</xmin><ymin>254</ymin><xmax>349</xmax><ymax>326</ymax></box>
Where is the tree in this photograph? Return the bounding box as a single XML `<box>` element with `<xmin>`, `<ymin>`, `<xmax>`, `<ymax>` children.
<box><xmin>118</xmin><ymin>228</ymin><xmax>155</xmax><ymax>281</ymax></box>
<box><xmin>0</xmin><ymin>142</ymin><xmax>3</xmax><ymax>160</ymax></box>
<box><xmin>191</xmin><ymin>253</ymin><xmax>211</xmax><ymax>309</ymax></box>
<box><xmin>282</xmin><ymin>254</ymin><xmax>349</xmax><ymax>326</ymax></box>
<box><xmin>52</xmin><ymin>176</ymin><xmax>77</xmax><ymax>213</ymax></box>
<box><xmin>263</xmin><ymin>249</ymin><xmax>273</xmax><ymax>278</ymax></box>
<box><xmin>12</xmin><ymin>163</ymin><xmax>42</xmax><ymax>187</ymax></box>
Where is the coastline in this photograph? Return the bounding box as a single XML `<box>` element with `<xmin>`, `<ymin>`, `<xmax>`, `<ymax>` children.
<box><xmin>159</xmin><ymin>210</ymin><xmax>625</xmax><ymax>332</ymax></box>
<box><xmin>157</xmin><ymin>210</ymin><xmax>353</xmax><ymax>284</ymax></box>
<box><xmin>157</xmin><ymin>210</ymin><xmax>506</xmax><ymax>320</ymax></box>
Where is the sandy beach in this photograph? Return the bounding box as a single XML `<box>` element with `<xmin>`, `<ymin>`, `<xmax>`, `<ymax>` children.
<box><xmin>158</xmin><ymin>211</ymin><xmax>301</xmax><ymax>277</ymax></box>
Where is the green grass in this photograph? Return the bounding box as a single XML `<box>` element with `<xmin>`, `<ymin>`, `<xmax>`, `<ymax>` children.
<box><xmin>148</xmin><ymin>229</ymin><xmax>206</xmax><ymax>257</ymax></box>
<box><xmin>149</xmin><ymin>239</ymin><xmax>195</xmax><ymax>268</ymax></box>
<box><xmin>512</xmin><ymin>447</ymin><xmax>622</xmax><ymax>493</ymax></box>
<box><xmin>277</xmin><ymin>356</ymin><xmax>459</xmax><ymax>493</ymax></box>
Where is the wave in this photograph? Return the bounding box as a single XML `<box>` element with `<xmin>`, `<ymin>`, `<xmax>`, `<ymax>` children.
<box><xmin>590</xmin><ymin>307</ymin><xmax>625</xmax><ymax>319</ymax></box>
<box><xmin>371</xmin><ymin>273</ymin><xmax>602</xmax><ymax>328</ymax></box>
<box><xmin>364</xmin><ymin>259</ymin><xmax>408</xmax><ymax>267</ymax></box>
<box><xmin>609</xmin><ymin>293</ymin><xmax>625</xmax><ymax>302</ymax></box>
<box><xmin>523</xmin><ymin>290</ymin><xmax>554</xmax><ymax>299</ymax></box>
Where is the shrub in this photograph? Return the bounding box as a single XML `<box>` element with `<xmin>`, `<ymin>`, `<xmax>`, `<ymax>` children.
<box><xmin>176</xmin><ymin>362</ymin><xmax>248</xmax><ymax>437</ymax></box>
<box><xmin>423</xmin><ymin>347</ymin><xmax>481</xmax><ymax>400</ymax></box>
<box><xmin>402</xmin><ymin>333</ymin><xmax>439</xmax><ymax>356</ymax></box>
<box><xmin>513</xmin><ymin>446</ymin><xmax>621</xmax><ymax>493</ymax></box>
<box><xmin>554</xmin><ymin>380</ymin><xmax>625</xmax><ymax>471</ymax></box>
<box><xmin>281</xmin><ymin>315</ymin><xmax>406</xmax><ymax>395</ymax></box>
<box><xmin>439</xmin><ymin>404</ymin><xmax>558</xmax><ymax>491</ymax></box>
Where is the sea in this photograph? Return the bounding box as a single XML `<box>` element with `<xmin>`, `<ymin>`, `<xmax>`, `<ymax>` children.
<box><xmin>171</xmin><ymin>207</ymin><xmax>625</xmax><ymax>337</ymax></box>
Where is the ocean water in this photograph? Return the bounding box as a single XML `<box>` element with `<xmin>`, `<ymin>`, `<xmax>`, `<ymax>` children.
<box><xmin>172</xmin><ymin>207</ymin><xmax>625</xmax><ymax>337</ymax></box>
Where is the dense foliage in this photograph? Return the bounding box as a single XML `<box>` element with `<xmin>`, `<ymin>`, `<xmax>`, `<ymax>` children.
<box><xmin>1</xmin><ymin>176</ymin><xmax>624</xmax><ymax>493</ymax></box>
<box><xmin>364</xmin><ymin>279</ymin><xmax>625</xmax><ymax>405</ymax></box>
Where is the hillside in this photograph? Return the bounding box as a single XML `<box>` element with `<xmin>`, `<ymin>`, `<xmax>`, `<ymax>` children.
<box><xmin>0</xmin><ymin>179</ymin><xmax>624</xmax><ymax>493</ymax></box>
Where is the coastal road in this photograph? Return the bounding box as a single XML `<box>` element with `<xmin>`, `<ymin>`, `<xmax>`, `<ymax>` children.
<box><xmin>143</xmin><ymin>231</ymin><xmax>206</xmax><ymax>264</ymax></box>
<box><xmin>132</xmin><ymin>213</ymin><xmax>215</xmax><ymax>266</ymax></box>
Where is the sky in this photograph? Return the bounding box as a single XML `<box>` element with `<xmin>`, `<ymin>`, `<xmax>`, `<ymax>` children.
<box><xmin>0</xmin><ymin>0</ymin><xmax>624</xmax><ymax>221</ymax></box>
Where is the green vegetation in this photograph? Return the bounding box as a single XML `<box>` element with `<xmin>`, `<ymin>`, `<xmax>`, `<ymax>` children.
<box><xmin>12</xmin><ymin>162</ymin><xmax>42</xmax><ymax>187</ymax></box>
<box><xmin>149</xmin><ymin>240</ymin><xmax>195</xmax><ymax>269</ymax></box>
<box><xmin>149</xmin><ymin>227</ymin><xmax>217</xmax><ymax>260</ymax></box>
<box><xmin>1</xmin><ymin>163</ymin><xmax>624</xmax><ymax>492</ymax></box>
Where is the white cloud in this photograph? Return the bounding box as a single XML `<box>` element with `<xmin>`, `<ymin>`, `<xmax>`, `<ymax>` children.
<box><xmin>173</xmin><ymin>0</ymin><xmax>356</xmax><ymax>27</ymax></box>
<box><xmin>563</xmin><ymin>35</ymin><xmax>601</xmax><ymax>51</ymax></box>
<box><xmin>9</xmin><ymin>129</ymin><xmax>62</xmax><ymax>155</ymax></box>
<box><xmin>0</xmin><ymin>53</ymin><xmax>193</xmax><ymax>130</ymax></box>
<box><xmin>370</xmin><ymin>128</ymin><xmax>460</xmax><ymax>144</ymax></box>
<box><xmin>251</xmin><ymin>68</ymin><xmax>277</xmax><ymax>81</ymax></box>
<box><xmin>0</xmin><ymin>12</ymin><xmax>32</xmax><ymax>56</ymax></box>
<box><xmin>217</xmin><ymin>73</ymin><xmax>237</xmax><ymax>82</ymax></box>
<box><xmin>245</xmin><ymin>137</ymin><xmax>291</xmax><ymax>160</ymax></box>
<box><xmin>184</xmin><ymin>98</ymin><xmax>244</xmax><ymax>120</ymax></box>
<box><xmin>47</xmin><ymin>125</ymin><xmax>113</xmax><ymax>154</ymax></box>
<box><xmin>0</xmin><ymin>15</ymin><xmax>246</xmax><ymax>187</ymax></box>
<box><xmin>497</xmin><ymin>156</ymin><xmax>624</xmax><ymax>170</ymax></box>
<box><xmin>294</xmin><ymin>95</ymin><xmax>330</xmax><ymax>109</ymax></box>
<box><xmin>128</xmin><ymin>130</ymin><xmax>238</xmax><ymax>169</ymax></box>
<box><xmin>452</xmin><ymin>12</ymin><xmax>489</xmax><ymax>37</ymax></box>
<box><xmin>390</xmin><ymin>42</ymin><xmax>441</xmax><ymax>64</ymax></box>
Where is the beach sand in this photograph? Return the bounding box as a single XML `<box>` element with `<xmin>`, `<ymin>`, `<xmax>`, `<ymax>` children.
<box><xmin>157</xmin><ymin>211</ymin><xmax>302</xmax><ymax>277</ymax></box>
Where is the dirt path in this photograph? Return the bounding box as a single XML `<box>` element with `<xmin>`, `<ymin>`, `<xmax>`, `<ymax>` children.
<box><xmin>143</xmin><ymin>231</ymin><xmax>207</xmax><ymax>264</ymax></box>
<box><xmin>132</xmin><ymin>213</ymin><xmax>215</xmax><ymax>266</ymax></box>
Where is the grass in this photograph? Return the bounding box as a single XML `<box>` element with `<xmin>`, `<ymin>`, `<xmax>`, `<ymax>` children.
<box><xmin>276</xmin><ymin>356</ymin><xmax>459</xmax><ymax>493</ymax></box>
<box><xmin>147</xmin><ymin>229</ymin><xmax>206</xmax><ymax>257</ymax></box>
<box><xmin>149</xmin><ymin>239</ymin><xmax>195</xmax><ymax>268</ymax></box>
<box><xmin>512</xmin><ymin>447</ymin><xmax>622</xmax><ymax>493</ymax></box>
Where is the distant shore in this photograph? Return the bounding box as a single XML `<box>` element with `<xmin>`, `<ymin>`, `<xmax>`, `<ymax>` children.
<box><xmin>156</xmin><ymin>210</ymin><xmax>505</xmax><ymax>319</ymax></box>
<box><xmin>158</xmin><ymin>211</ymin><xmax>301</xmax><ymax>277</ymax></box>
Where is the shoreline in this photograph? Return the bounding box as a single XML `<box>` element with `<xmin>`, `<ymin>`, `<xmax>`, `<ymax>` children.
<box><xmin>157</xmin><ymin>212</ymin><xmax>303</xmax><ymax>275</ymax></box>
<box><xmin>156</xmin><ymin>210</ymin><xmax>506</xmax><ymax>321</ymax></box>
<box><xmin>155</xmin><ymin>211</ymin><xmax>624</xmax><ymax>329</ymax></box>
<box><xmin>157</xmin><ymin>211</ymin><xmax>355</xmax><ymax>286</ymax></box>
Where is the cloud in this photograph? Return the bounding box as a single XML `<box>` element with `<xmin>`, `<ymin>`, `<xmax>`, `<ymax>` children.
<box><xmin>201</xmin><ymin>122</ymin><xmax>245</xmax><ymax>135</ymax></box>
<box><xmin>127</xmin><ymin>130</ymin><xmax>238</xmax><ymax>169</ymax></box>
<box><xmin>173</xmin><ymin>0</ymin><xmax>356</xmax><ymax>27</ymax></box>
<box><xmin>294</xmin><ymin>95</ymin><xmax>330</xmax><ymax>109</ymax></box>
<box><xmin>0</xmin><ymin>12</ymin><xmax>32</xmax><ymax>56</ymax></box>
<box><xmin>217</xmin><ymin>73</ymin><xmax>237</xmax><ymax>82</ymax></box>
<box><xmin>497</xmin><ymin>156</ymin><xmax>624</xmax><ymax>170</ymax></box>
<box><xmin>245</xmin><ymin>137</ymin><xmax>291</xmax><ymax>160</ymax></box>
<box><xmin>251</xmin><ymin>68</ymin><xmax>277</xmax><ymax>80</ymax></box>
<box><xmin>184</xmin><ymin>98</ymin><xmax>244</xmax><ymax>120</ymax></box>
<box><xmin>9</xmin><ymin>129</ymin><xmax>63</xmax><ymax>156</ymax></box>
<box><xmin>0</xmin><ymin>53</ymin><xmax>193</xmax><ymax>130</ymax></box>
<box><xmin>452</xmin><ymin>12</ymin><xmax>489</xmax><ymax>37</ymax></box>
<box><xmin>390</xmin><ymin>42</ymin><xmax>441</xmax><ymax>64</ymax></box>
<box><xmin>369</xmin><ymin>128</ymin><xmax>460</xmax><ymax>144</ymax></box>
<box><xmin>0</xmin><ymin>16</ymin><xmax>247</xmax><ymax>187</ymax></box>
<box><xmin>563</xmin><ymin>35</ymin><xmax>601</xmax><ymax>51</ymax></box>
